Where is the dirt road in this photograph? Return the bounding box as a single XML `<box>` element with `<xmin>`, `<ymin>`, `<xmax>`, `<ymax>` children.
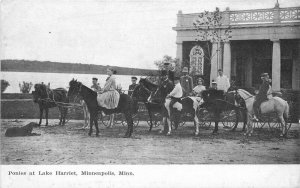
<box><xmin>1</xmin><ymin>119</ymin><xmax>300</xmax><ymax>164</ymax></box>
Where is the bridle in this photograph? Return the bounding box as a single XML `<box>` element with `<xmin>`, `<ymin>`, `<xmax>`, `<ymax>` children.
<box><xmin>68</xmin><ymin>83</ymin><xmax>82</xmax><ymax>103</ymax></box>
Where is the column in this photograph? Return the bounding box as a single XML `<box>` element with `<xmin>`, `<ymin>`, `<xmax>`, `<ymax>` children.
<box><xmin>210</xmin><ymin>42</ymin><xmax>218</xmax><ymax>84</ymax></box>
<box><xmin>176</xmin><ymin>42</ymin><xmax>183</xmax><ymax>63</ymax></box>
<box><xmin>272</xmin><ymin>39</ymin><xmax>281</xmax><ymax>91</ymax></box>
<box><xmin>292</xmin><ymin>41</ymin><xmax>300</xmax><ymax>89</ymax></box>
<box><xmin>223</xmin><ymin>41</ymin><xmax>231</xmax><ymax>79</ymax></box>
<box><xmin>217</xmin><ymin>42</ymin><xmax>223</xmax><ymax>70</ymax></box>
<box><xmin>232</xmin><ymin>49</ymin><xmax>237</xmax><ymax>78</ymax></box>
<box><xmin>245</xmin><ymin>55</ymin><xmax>253</xmax><ymax>88</ymax></box>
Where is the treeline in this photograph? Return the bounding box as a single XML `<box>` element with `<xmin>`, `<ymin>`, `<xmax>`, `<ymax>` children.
<box><xmin>1</xmin><ymin>59</ymin><xmax>158</xmax><ymax>76</ymax></box>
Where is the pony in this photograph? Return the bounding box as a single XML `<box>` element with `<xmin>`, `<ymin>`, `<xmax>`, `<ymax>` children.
<box><xmin>32</xmin><ymin>83</ymin><xmax>69</xmax><ymax>126</ymax></box>
<box><xmin>131</xmin><ymin>78</ymin><xmax>165</xmax><ymax>131</ymax></box>
<box><xmin>235</xmin><ymin>89</ymin><xmax>290</xmax><ymax>137</ymax></box>
<box><xmin>199</xmin><ymin>89</ymin><xmax>246</xmax><ymax>134</ymax></box>
<box><xmin>143</xmin><ymin>78</ymin><xmax>204</xmax><ymax>136</ymax></box>
<box><xmin>67</xmin><ymin>79</ymin><xmax>134</xmax><ymax>137</ymax></box>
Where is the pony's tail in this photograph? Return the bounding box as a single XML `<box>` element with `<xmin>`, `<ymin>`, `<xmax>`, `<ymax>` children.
<box><xmin>283</xmin><ymin>101</ymin><xmax>290</xmax><ymax>123</ymax></box>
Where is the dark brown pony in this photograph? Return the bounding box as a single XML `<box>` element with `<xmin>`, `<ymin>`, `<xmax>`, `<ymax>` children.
<box><xmin>32</xmin><ymin>83</ymin><xmax>69</xmax><ymax>126</ymax></box>
<box><xmin>200</xmin><ymin>89</ymin><xmax>246</xmax><ymax>134</ymax></box>
<box><xmin>67</xmin><ymin>79</ymin><xmax>134</xmax><ymax>137</ymax></box>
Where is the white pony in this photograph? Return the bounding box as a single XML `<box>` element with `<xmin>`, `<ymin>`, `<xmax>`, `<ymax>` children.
<box><xmin>236</xmin><ymin>89</ymin><xmax>290</xmax><ymax>137</ymax></box>
<box><xmin>161</xmin><ymin>96</ymin><xmax>203</xmax><ymax>136</ymax></box>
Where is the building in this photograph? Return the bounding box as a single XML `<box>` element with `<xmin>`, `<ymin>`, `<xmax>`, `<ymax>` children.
<box><xmin>173</xmin><ymin>2</ymin><xmax>300</xmax><ymax>91</ymax></box>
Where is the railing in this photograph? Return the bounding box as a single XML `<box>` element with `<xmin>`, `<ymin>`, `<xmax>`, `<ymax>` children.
<box><xmin>176</xmin><ymin>6</ymin><xmax>300</xmax><ymax>27</ymax></box>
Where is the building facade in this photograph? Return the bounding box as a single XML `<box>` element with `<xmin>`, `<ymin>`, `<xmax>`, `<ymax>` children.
<box><xmin>173</xmin><ymin>3</ymin><xmax>300</xmax><ymax>91</ymax></box>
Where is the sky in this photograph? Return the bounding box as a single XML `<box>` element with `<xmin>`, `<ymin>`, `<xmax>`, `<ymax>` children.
<box><xmin>1</xmin><ymin>0</ymin><xmax>299</xmax><ymax>69</ymax></box>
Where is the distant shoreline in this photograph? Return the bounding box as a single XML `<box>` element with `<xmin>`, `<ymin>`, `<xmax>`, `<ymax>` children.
<box><xmin>1</xmin><ymin>59</ymin><xmax>158</xmax><ymax>76</ymax></box>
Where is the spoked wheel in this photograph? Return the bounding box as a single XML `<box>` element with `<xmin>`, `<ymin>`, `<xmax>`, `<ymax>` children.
<box><xmin>121</xmin><ymin>113</ymin><xmax>139</xmax><ymax>127</ymax></box>
<box><xmin>197</xmin><ymin>108</ymin><xmax>212</xmax><ymax>128</ymax></box>
<box><xmin>171</xmin><ymin>120</ymin><xmax>185</xmax><ymax>130</ymax></box>
<box><xmin>100</xmin><ymin>113</ymin><xmax>110</xmax><ymax>127</ymax></box>
<box><xmin>64</xmin><ymin>107</ymin><xmax>77</xmax><ymax>123</ymax></box>
<box><xmin>146</xmin><ymin>112</ymin><xmax>162</xmax><ymax>128</ymax></box>
<box><xmin>147</xmin><ymin>120</ymin><xmax>161</xmax><ymax>128</ymax></box>
<box><xmin>220</xmin><ymin>110</ymin><xmax>237</xmax><ymax>129</ymax></box>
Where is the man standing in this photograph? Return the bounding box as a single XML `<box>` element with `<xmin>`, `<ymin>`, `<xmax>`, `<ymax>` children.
<box><xmin>180</xmin><ymin>67</ymin><xmax>193</xmax><ymax>97</ymax></box>
<box><xmin>128</xmin><ymin>76</ymin><xmax>138</xmax><ymax>97</ymax></box>
<box><xmin>216</xmin><ymin>69</ymin><xmax>230</xmax><ymax>92</ymax></box>
<box><xmin>253</xmin><ymin>73</ymin><xmax>271</xmax><ymax>119</ymax></box>
<box><xmin>91</xmin><ymin>77</ymin><xmax>101</xmax><ymax>93</ymax></box>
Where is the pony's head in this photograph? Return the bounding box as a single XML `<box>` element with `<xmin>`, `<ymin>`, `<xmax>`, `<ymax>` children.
<box><xmin>32</xmin><ymin>83</ymin><xmax>48</xmax><ymax>102</ymax></box>
<box><xmin>68</xmin><ymin>79</ymin><xmax>82</xmax><ymax>99</ymax></box>
<box><xmin>130</xmin><ymin>85</ymin><xmax>145</xmax><ymax>101</ymax></box>
<box><xmin>139</xmin><ymin>78</ymin><xmax>158</xmax><ymax>91</ymax></box>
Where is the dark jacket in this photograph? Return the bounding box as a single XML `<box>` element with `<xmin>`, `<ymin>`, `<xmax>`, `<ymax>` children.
<box><xmin>256</xmin><ymin>80</ymin><xmax>270</xmax><ymax>101</ymax></box>
<box><xmin>161</xmin><ymin>78</ymin><xmax>174</xmax><ymax>100</ymax></box>
<box><xmin>180</xmin><ymin>75</ymin><xmax>193</xmax><ymax>96</ymax></box>
<box><xmin>128</xmin><ymin>83</ymin><xmax>137</xmax><ymax>97</ymax></box>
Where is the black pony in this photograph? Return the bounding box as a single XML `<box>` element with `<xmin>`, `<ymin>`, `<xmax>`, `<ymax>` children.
<box><xmin>200</xmin><ymin>89</ymin><xmax>247</xmax><ymax>134</ymax></box>
<box><xmin>68</xmin><ymin>79</ymin><xmax>134</xmax><ymax>137</ymax></box>
<box><xmin>32</xmin><ymin>83</ymin><xmax>69</xmax><ymax>126</ymax></box>
<box><xmin>131</xmin><ymin>78</ymin><xmax>164</xmax><ymax>131</ymax></box>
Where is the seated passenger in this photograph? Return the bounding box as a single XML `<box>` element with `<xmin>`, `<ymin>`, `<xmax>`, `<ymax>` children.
<box><xmin>192</xmin><ymin>77</ymin><xmax>206</xmax><ymax>97</ymax></box>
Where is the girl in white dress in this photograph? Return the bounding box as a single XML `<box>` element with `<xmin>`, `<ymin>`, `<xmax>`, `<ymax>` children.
<box><xmin>97</xmin><ymin>67</ymin><xmax>120</xmax><ymax>128</ymax></box>
<box><xmin>192</xmin><ymin>78</ymin><xmax>206</xmax><ymax>97</ymax></box>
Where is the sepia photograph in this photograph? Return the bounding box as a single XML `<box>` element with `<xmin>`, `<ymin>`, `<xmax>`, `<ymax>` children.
<box><xmin>1</xmin><ymin>0</ymin><xmax>300</xmax><ymax>187</ymax></box>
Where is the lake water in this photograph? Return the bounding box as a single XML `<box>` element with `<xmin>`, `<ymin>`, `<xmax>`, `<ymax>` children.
<box><xmin>1</xmin><ymin>72</ymin><xmax>141</xmax><ymax>94</ymax></box>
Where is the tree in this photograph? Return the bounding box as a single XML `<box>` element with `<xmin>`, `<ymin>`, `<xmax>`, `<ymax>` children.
<box><xmin>154</xmin><ymin>55</ymin><xmax>181</xmax><ymax>75</ymax></box>
<box><xmin>193</xmin><ymin>7</ymin><xmax>232</xmax><ymax>64</ymax></box>
<box><xmin>19</xmin><ymin>81</ymin><xmax>33</xmax><ymax>93</ymax></box>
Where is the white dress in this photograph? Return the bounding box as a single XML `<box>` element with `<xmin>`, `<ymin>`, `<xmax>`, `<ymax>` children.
<box><xmin>97</xmin><ymin>75</ymin><xmax>120</xmax><ymax>109</ymax></box>
<box><xmin>192</xmin><ymin>85</ymin><xmax>206</xmax><ymax>97</ymax></box>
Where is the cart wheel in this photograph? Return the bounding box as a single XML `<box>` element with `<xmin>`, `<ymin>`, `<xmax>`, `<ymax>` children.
<box><xmin>253</xmin><ymin>121</ymin><xmax>267</xmax><ymax>129</ymax></box>
<box><xmin>100</xmin><ymin>113</ymin><xmax>110</xmax><ymax>127</ymax></box>
<box><xmin>171</xmin><ymin>120</ymin><xmax>185</xmax><ymax>129</ymax></box>
<box><xmin>121</xmin><ymin>114</ymin><xmax>139</xmax><ymax>127</ymax></box>
<box><xmin>197</xmin><ymin>108</ymin><xmax>212</xmax><ymax>128</ymax></box>
<box><xmin>147</xmin><ymin>120</ymin><xmax>160</xmax><ymax>128</ymax></box>
<box><xmin>114</xmin><ymin>113</ymin><xmax>123</xmax><ymax>125</ymax></box>
<box><xmin>286</xmin><ymin>122</ymin><xmax>292</xmax><ymax>131</ymax></box>
<box><xmin>221</xmin><ymin>110</ymin><xmax>237</xmax><ymax>129</ymax></box>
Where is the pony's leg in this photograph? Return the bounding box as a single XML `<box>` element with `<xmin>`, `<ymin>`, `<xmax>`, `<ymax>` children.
<box><xmin>242</xmin><ymin>110</ymin><xmax>247</xmax><ymax>132</ymax></box>
<box><xmin>62</xmin><ymin>107</ymin><xmax>67</xmax><ymax>125</ymax></box>
<box><xmin>231</xmin><ymin>110</ymin><xmax>240</xmax><ymax>132</ymax></box>
<box><xmin>147</xmin><ymin>108</ymin><xmax>153</xmax><ymax>132</ymax></box>
<box><xmin>88</xmin><ymin>114</ymin><xmax>94</xmax><ymax>136</ymax></box>
<box><xmin>159</xmin><ymin>117</ymin><xmax>166</xmax><ymax>134</ymax></box>
<box><xmin>45</xmin><ymin>108</ymin><xmax>49</xmax><ymax>126</ymax></box>
<box><xmin>212</xmin><ymin>112</ymin><xmax>220</xmax><ymax>134</ymax></box>
<box><xmin>245</xmin><ymin>113</ymin><xmax>253</xmax><ymax>136</ymax></box>
<box><xmin>173</xmin><ymin>110</ymin><xmax>180</xmax><ymax>131</ymax></box>
<box><xmin>233</xmin><ymin>109</ymin><xmax>240</xmax><ymax>131</ymax></box>
<box><xmin>38</xmin><ymin>107</ymin><xmax>43</xmax><ymax>126</ymax></box>
<box><xmin>124</xmin><ymin>112</ymin><xmax>133</xmax><ymax>138</ymax></box>
<box><xmin>193</xmin><ymin>111</ymin><xmax>200</xmax><ymax>136</ymax></box>
<box><xmin>278</xmin><ymin>115</ymin><xmax>286</xmax><ymax>137</ymax></box>
<box><xmin>166</xmin><ymin>117</ymin><xmax>171</xmax><ymax>135</ymax></box>
<box><xmin>58</xmin><ymin>107</ymin><xmax>63</xmax><ymax>126</ymax></box>
<box><xmin>94</xmin><ymin>114</ymin><xmax>99</xmax><ymax>137</ymax></box>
